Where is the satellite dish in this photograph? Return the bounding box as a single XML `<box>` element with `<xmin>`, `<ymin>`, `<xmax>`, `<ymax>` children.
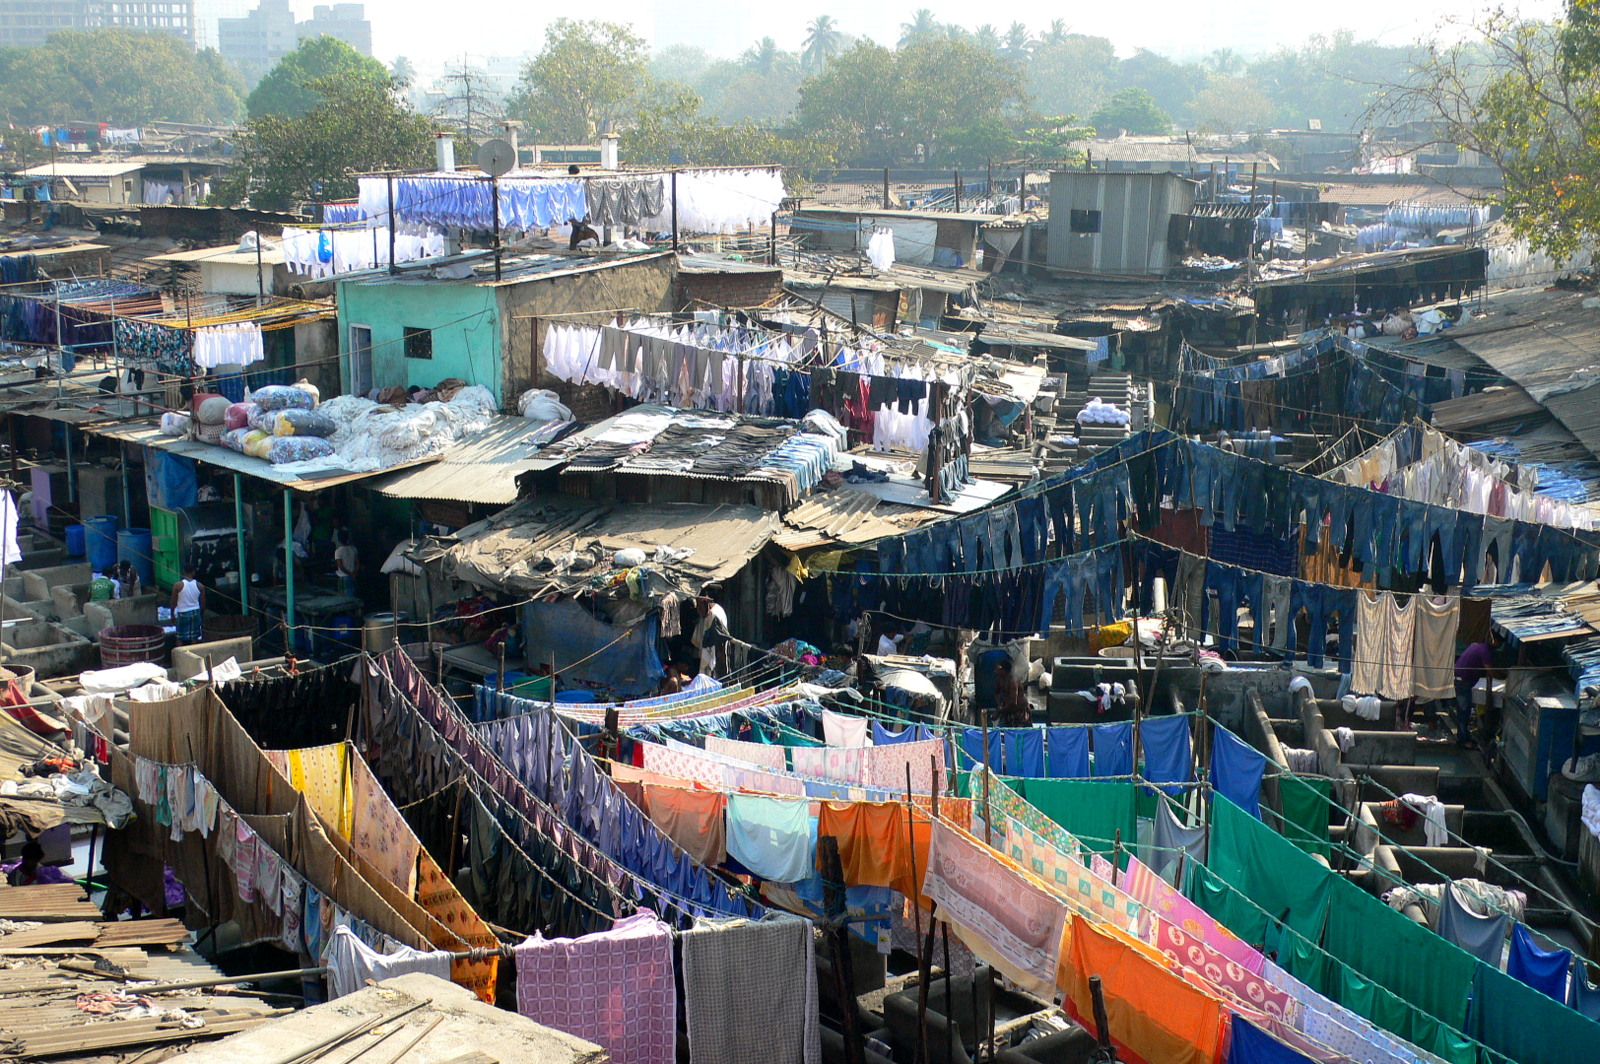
<box><xmin>475</xmin><ymin>139</ymin><xmax>515</xmax><ymax>178</ymax></box>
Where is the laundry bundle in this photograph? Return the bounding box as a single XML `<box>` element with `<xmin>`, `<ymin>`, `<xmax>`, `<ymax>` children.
<box><xmin>250</xmin><ymin>407</ymin><xmax>336</xmax><ymax>438</ymax></box>
<box><xmin>249</xmin><ymin>384</ymin><xmax>316</xmax><ymax>412</ymax></box>
<box><xmin>224</xmin><ymin>402</ymin><xmax>255</xmax><ymax>430</ymax></box>
<box><xmin>1075</xmin><ymin>397</ymin><xmax>1130</xmax><ymax>425</ymax></box>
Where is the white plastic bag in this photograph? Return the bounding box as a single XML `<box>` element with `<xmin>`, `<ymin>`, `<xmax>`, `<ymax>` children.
<box><xmin>518</xmin><ymin>388</ymin><xmax>572</xmax><ymax>422</ymax></box>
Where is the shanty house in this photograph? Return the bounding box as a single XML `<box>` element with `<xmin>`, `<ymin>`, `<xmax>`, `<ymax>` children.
<box><xmin>1047</xmin><ymin>171</ymin><xmax>1198</xmax><ymax>277</ymax></box>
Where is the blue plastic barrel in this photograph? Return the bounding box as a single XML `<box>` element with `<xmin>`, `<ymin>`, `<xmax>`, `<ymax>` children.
<box><xmin>85</xmin><ymin>515</ymin><xmax>119</xmax><ymax>572</ymax></box>
<box><xmin>554</xmin><ymin>689</ymin><xmax>596</xmax><ymax>704</ymax></box>
<box><xmin>64</xmin><ymin>524</ymin><xmax>85</xmax><ymax>558</ymax></box>
<box><xmin>117</xmin><ymin>528</ymin><xmax>153</xmax><ymax>587</ymax></box>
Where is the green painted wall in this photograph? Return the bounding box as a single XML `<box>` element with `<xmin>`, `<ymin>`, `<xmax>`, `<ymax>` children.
<box><xmin>336</xmin><ymin>279</ymin><xmax>502</xmax><ymax>403</ymax></box>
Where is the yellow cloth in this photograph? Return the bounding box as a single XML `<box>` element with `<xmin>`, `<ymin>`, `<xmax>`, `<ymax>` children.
<box><xmin>1089</xmin><ymin>621</ymin><xmax>1134</xmax><ymax>654</ymax></box>
<box><xmin>418</xmin><ymin>852</ymin><xmax>498</xmax><ymax>1002</ymax></box>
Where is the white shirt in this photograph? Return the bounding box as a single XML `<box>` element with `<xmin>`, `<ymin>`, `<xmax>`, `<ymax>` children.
<box><xmin>692</xmin><ymin>603</ymin><xmax>728</xmax><ymax>648</ymax></box>
<box><xmin>175</xmin><ymin>579</ymin><xmax>201</xmax><ymax>613</ymax></box>
<box><xmin>334</xmin><ymin>545</ymin><xmax>359</xmax><ymax>575</ymax></box>
<box><xmin>877</xmin><ymin>634</ymin><xmax>902</xmax><ymax>657</ymax></box>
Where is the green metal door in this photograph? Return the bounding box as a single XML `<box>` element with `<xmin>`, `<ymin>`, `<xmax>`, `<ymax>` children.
<box><xmin>150</xmin><ymin>507</ymin><xmax>180</xmax><ymax>590</ymax></box>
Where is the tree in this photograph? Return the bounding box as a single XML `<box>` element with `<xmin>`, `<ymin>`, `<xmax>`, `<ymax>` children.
<box><xmin>1029</xmin><ymin>33</ymin><xmax>1118</xmax><ymax>119</ymax></box>
<box><xmin>1205</xmin><ymin>48</ymin><xmax>1243</xmax><ymax>76</ymax></box>
<box><xmin>802</xmin><ymin>15</ymin><xmax>846</xmax><ymax>74</ymax></box>
<box><xmin>1003</xmin><ymin>23</ymin><xmax>1034</xmax><ymax>63</ymax></box>
<box><xmin>247</xmin><ymin>36</ymin><xmax>391</xmax><ymax>118</ymax></box>
<box><xmin>213</xmin><ymin>76</ymin><xmax>434</xmax><ymax>211</ymax></box>
<box><xmin>0</xmin><ymin>30</ymin><xmax>242</xmax><ymax>126</ymax></box>
<box><xmin>1042</xmin><ymin>19</ymin><xmax>1070</xmax><ymax>46</ymax></box>
<box><xmin>1089</xmin><ymin>87</ymin><xmax>1172</xmax><ymax>135</ymax></box>
<box><xmin>1188</xmin><ymin>76</ymin><xmax>1275</xmax><ymax>132</ymax></box>
<box><xmin>1115</xmin><ymin>50</ymin><xmax>1211</xmax><ymax>121</ymax></box>
<box><xmin>796</xmin><ymin>37</ymin><xmax>1026</xmax><ymax>165</ymax></box>
<box><xmin>506</xmin><ymin>19</ymin><xmax>650</xmax><ymax>142</ymax></box>
<box><xmin>740</xmin><ymin>37</ymin><xmax>788</xmax><ymax>76</ymax></box>
<box><xmin>1252</xmin><ymin>30</ymin><xmax>1416</xmax><ymax>131</ymax></box>
<box><xmin>899</xmin><ymin>9</ymin><xmax>941</xmax><ymax>47</ymax></box>
<box><xmin>650</xmin><ymin>43</ymin><xmax>712</xmax><ymax>86</ymax></box>
<box><xmin>1371</xmin><ymin>3</ymin><xmax>1597</xmax><ymax>257</ymax></box>
<box><xmin>389</xmin><ymin>56</ymin><xmax>416</xmax><ymax>87</ymax></box>
<box><xmin>974</xmin><ymin>25</ymin><xmax>1002</xmax><ymax>53</ymax></box>
<box><xmin>627</xmin><ymin>85</ymin><xmax>834</xmax><ymax>183</ymax></box>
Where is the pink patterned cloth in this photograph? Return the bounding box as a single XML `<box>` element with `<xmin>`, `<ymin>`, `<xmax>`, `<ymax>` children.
<box><xmin>922</xmin><ymin>820</ymin><xmax>1068</xmax><ymax>996</ymax></box>
<box><xmin>1120</xmin><ymin>855</ymin><xmax>1264</xmax><ymax>975</ymax></box>
<box><xmin>864</xmin><ymin>738</ymin><xmax>946</xmax><ymax>795</ymax></box>
<box><xmin>1153</xmin><ymin>919</ymin><xmax>1296</xmax><ymax>1022</ymax></box>
<box><xmin>641</xmin><ymin>741</ymin><xmax>725</xmax><ymax>787</ymax></box>
<box><xmin>790</xmin><ymin>745</ymin><xmax>866</xmax><ymax>785</ymax></box>
<box><xmin>349</xmin><ymin>758</ymin><xmax>419</xmax><ymax>897</ymax></box>
<box><xmin>233</xmin><ymin>818</ymin><xmax>257</xmax><ymax>902</ymax></box>
<box><xmin>705</xmin><ymin>735</ymin><xmax>787</xmax><ymax>771</ymax></box>
<box><xmin>515</xmin><ymin>910</ymin><xmax>676</xmax><ymax>1064</ymax></box>
<box><xmin>720</xmin><ymin>763</ymin><xmax>806</xmax><ymax>796</ymax></box>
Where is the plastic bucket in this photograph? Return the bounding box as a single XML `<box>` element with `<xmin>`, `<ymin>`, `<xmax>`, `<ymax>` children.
<box><xmin>117</xmin><ymin>528</ymin><xmax>154</xmax><ymax>587</ymax></box>
<box><xmin>98</xmin><ymin>623</ymin><xmax>168</xmax><ymax>667</ymax></box>
<box><xmin>64</xmin><ymin>524</ymin><xmax>85</xmax><ymax>558</ymax></box>
<box><xmin>85</xmin><ymin>515</ymin><xmax>119</xmax><ymax>572</ymax></box>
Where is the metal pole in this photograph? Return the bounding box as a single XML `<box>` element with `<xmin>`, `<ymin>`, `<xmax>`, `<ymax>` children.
<box><xmin>255</xmin><ymin>231</ymin><xmax>265</xmax><ymax>305</ymax></box>
<box><xmin>491</xmin><ymin>177</ymin><xmax>502</xmax><ymax>282</ymax></box>
<box><xmin>283</xmin><ymin>488</ymin><xmax>295</xmax><ymax>654</ymax></box>
<box><xmin>670</xmin><ymin>171</ymin><xmax>679</xmax><ymax>252</ymax></box>
<box><xmin>980</xmin><ymin>701</ymin><xmax>992</xmax><ymax>845</ymax></box>
<box><xmin>234</xmin><ymin>472</ymin><xmax>248</xmax><ymax>615</ymax></box>
<box><xmin>882</xmin><ymin>167</ymin><xmax>890</xmax><ymax>210</ymax></box>
<box><xmin>952</xmin><ymin>170</ymin><xmax>960</xmax><ymax>212</ymax></box>
<box><xmin>769</xmin><ymin>212</ymin><xmax>777</xmax><ymax>266</ymax></box>
<box><xmin>63</xmin><ymin>425</ymin><xmax>74</xmax><ymax>505</ymax></box>
<box><xmin>386</xmin><ymin>174</ymin><xmax>398</xmax><ymax>276</ymax></box>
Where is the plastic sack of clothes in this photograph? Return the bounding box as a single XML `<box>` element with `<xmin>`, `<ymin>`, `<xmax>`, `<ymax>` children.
<box><xmin>264</xmin><ymin>408</ymin><xmax>337</xmax><ymax>438</ymax></box>
<box><xmin>224</xmin><ymin>402</ymin><xmax>257</xmax><ymax>430</ymax></box>
<box><xmin>195</xmin><ymin>396</ymin><xmax>231</xmax><ymax>425</ymax></box>
<box><xmin>1074</xmin><ymin>397</ymin><xmax>1130</xmax><ymax>426</ymax></box>
<box><xmin>189</xmin><ymin>391</ymin><xmax>226</xmax><ymax>419</ymax></box>
<box><xmin>159</xmin><ymin>412</ymin><xmax>190</xmax><ymax>436</ymax></box>
<box><xmin>518</xmin><ymin>388</ymin><xmax>572</xmax><ymax>422</ymax></box>
<box><xmin>221</xmin><ymin>427</ymin><xmax>253</xmax><ymax>452</ymax></box>
<box><xmin>251</xmin><ymin>384</ymin><xmax>316</xmax><ymax>412</ymax></box>
<box><xmin>267</xmin><ymin>437</ymin><xmax>335</xmax><ymax>464</ymax></box>
<box><xmin>293</xmin><ymin>378</ymin><xmax>321</xmax><ymax>405</ymax></box>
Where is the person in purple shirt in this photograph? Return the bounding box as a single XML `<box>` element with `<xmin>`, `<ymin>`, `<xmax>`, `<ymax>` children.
<box><xmin>1454</xmin><ymin>630</ymin><xmax>1505</xmax><ymax>749</ymax></box>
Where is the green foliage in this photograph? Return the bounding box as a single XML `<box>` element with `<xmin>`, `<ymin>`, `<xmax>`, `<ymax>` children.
<box><xmin>626</xmin><ymin>85</ymin><xmax>834</xmax><ymax>184</ymax></box>
<box><xmin>1188</xmin><ymin>76</ymin><xmax>1275</xmax><ymax>133</ymax></box>
<box><xmin>1374</xmin><ymin>3</ymin><xmax>1600</xmax><ymax>258</ymax></box>
<box><xmin>1028</xmin><ymin>34</ymin><xmax>1118</xmax><ymax>121</ymax></box>
<box><xmin>212</xmin><ymin>77</ymin><xmax>434</xmax><ymax>212</ymax></box>
<box><xmin>1248</xmin><ymin>31</ymin><xmax>1415</xmax><ymax>131</ymax></box>
<box><xmin>246</xmin><ymin>36</ymin><xmax>390</xmax><ymax>119</ymax></box>
<box><xmin>507</xmin><ymin>19</ymin><xmax>651</xmax><ymax>143</ymax></box>
<box><xmin>801</xmin><ymin>16</ymin><xmax>847</xmax><ymax>74</ymax></box>
<box><xmin>1089</xmin><ymin>88</ymin><xmax>1172</xmax><ymax>135</ymax></box>
<box><xmin>795</xmin><ymin>37</ymin><xmax>1026</xmax><ymax>165</ymax></box>
<box><xmin>0</xmin><ymin>30</ymin><xmax>242</xmax><ymax>126</ymax></box>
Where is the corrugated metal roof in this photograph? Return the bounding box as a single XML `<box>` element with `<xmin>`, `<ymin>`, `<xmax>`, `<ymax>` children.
<box><xmin>773</xmin><ymin>489</ymin><xmax>942</xmax><ymax>551</ymax></box>
<box><xmin>1431</xmin><ymin>386</ymin><xmax>1546</xmax><ymax>433</ymax></box>
<box><xmin>371</xmin><ymin>417</ymin><xmax>568</xmax><ymax>503</ymax></box>
<box><xmin>1439</xmin><ymin>289</ymin><xmax>1600</xmax><ymax>462</ymax></box>
<box><xmin>415</xmin><ymin>494</ymin><xmax>778</xmax><ymax>598</ymax></box>
<box><xmin>17</xmin><ymin>162</ymin><xmax>144</xmax><ymax>178</ymax></box>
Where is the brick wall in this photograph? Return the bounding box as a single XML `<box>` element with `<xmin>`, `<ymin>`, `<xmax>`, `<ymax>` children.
<box><xmin>675</xmin><ymin>269</ymin><xmax>784</xmax><ymax>310</ymax></box>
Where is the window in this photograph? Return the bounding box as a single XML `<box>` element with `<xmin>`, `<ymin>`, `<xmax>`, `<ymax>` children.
<box><xmin>403</xmin><ymin>326</ymin><xmax>433</xmax><ymax>360</ymax></box>
<box><xmin>1070</xmin><ymin>209</ymin><xmax>1102</xmax><ymax>234</ymax></box>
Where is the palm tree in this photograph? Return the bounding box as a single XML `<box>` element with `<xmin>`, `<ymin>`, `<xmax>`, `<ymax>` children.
<box><xmin>1041</xmin><ymin>19</ymin><xmax>1069</xmax><ymax>46</ymax></box>
<box><xmin>742</xmin><ymin>37</ymin><xmax>781</xmax><ymax>75</ymax></box>
<box><xmin>389</xmin><ymin>55</ymin><xmax>416</xmax><ymax>88</ymax></box>
<box><xmin>899</xmin><ymin>8</ymin><xmax>940</xmax><ymax>47</ymax></box>
<box><xmin>801</xmin><ymin>15</ymin><xmax>845</xmax><ymax>74</ymax></box>
<box><xmin>1206</xmin><ymin>48</ymin><xmax>1242</xmax><ymax>76</ymax></box>
<box><xmin>1003</xmin><ymin>23</ymin><xmax>1033</xmax><ymax>61</ymax></box>
<box><xmin>974</xmin><ymin>24</ymin><xmax>1001</xmax><ymax>52</ymax></box>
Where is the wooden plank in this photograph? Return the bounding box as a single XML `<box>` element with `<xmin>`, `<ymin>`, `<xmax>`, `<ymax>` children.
<box><xmin>94</xmin><ymin>920</ymin><xmax>191</xmax><ymax>948</ymax></box>
<box><xmin>0</xmin><ymin>922</ymin><xmax>99</xmax><ymax>948</ymax></box>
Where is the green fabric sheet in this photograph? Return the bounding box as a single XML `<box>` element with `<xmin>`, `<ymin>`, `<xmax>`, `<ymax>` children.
<box><xmin>1208</xmin><ymin>794</ymin><xmax>1332</xmax><ymax>940</ymax></box>
<box><xmin>1279</xmin><ymin>774</ymin><xmax>1332</xmax><ymax>858</ymax></box>
<box><xmin>1323</xmin><ymin>875</ymin><xmax>1475</xmax><ymax>1030</ymax></box>
<box><xmin>1470</xmin><ymin>959</ymin><xmax>1600</xmax><ymax>1064</ymax></box>
<box><xmin>1016</xmin><ymin>777</ymin><xmax>1136</xmax><ymax>857</ymax></box>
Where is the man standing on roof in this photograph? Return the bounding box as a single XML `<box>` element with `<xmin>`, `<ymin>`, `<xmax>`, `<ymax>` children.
<box><xmin>692</xmin><ymin>584</ymin><xmax>731</xmax><ymax>678</ymax></box>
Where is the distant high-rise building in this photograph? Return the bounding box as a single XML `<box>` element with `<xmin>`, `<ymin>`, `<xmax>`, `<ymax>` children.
<box><xmin>216</xmin><ymin>0</ymin><xmax>370</xmax><ymax>85</ymax></box>
<box><xmin>298</xmin><ymin>3</ymin><xmax>367</xmax><ymax>55</ymax></box>
<box><xmin>0</xmin><ymin>0</ymin><xmax>195</xmax><ymax>48</ymax></box>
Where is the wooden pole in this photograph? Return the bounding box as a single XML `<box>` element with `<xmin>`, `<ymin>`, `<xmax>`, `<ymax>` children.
<box><xmin>670</xmin><ymin>170</ymin><xmax>680</xmax><ymax>251</ymax></box>
<box><xmin>908</xmin><ymin>764</ymin><xmax>931</xmax><ymax>1064</ymax></box>
<box><xmin>980</xmin><ymin>702</ymin><xmax>992</xmax><ymax>845</ymax></box>
<box><xmin>386</xmin><ymin>174</ymin><xmax>397</xmax><ymax>276</ymax></box>
<box><xmin>883</xmin><ymin>167</ymin><xmax>890</xmax><ymax>210</ymax></box>
<box><xmin>819</xmin><ymin>836</ymin><xmax>865</xmax><ymax>1064</ymax></box>
<box><xmin>952</xmin><ymin>171</ymin><xmax>961</xmax><ymax>212</ymax></box>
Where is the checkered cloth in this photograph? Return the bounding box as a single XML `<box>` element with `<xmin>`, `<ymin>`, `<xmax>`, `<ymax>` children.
<box><xmin>176</xmin><ymin>608</ymin><xmax>202</xmax><ymax>644</ymax></box>
<box><xmin>681</xmin><ymin>914</ymin><xmax>819</xmax><ymax>1064</ymax></box>
<box><xmin>515</xmin><ymin>910</ymin><xmax>675</xmax><ymax>1064</ymax></box>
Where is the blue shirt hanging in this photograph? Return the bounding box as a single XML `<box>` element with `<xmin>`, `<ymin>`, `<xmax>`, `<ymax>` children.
<box><xmin>1091</xmin><ymin>722</ymin><xmax>1133</xmax><ymax>777</ymax></box>
<box><xmin>1047</xmin><ymin>727</ymin><xmax>1090</xmax><ymax>778</ymax></box>
<box><xmin>1001</xmin><ymin>728</ymin><xmax>1046</xmax><ymax>778</ymax></box>
<box><xmin>1211</xmin><ymin>726</ymin><xmax>1268</xmax><ymax>818</ymax></box>
<box><xmin>1507</xmin><ymin>922</ymin><xmax>1571</xmax><ymax>1001</ymax></box>
<box><xmin>1140</xmin><ymin>715</ymin><xmax>1192</xmax><ymax>795</ymax></box>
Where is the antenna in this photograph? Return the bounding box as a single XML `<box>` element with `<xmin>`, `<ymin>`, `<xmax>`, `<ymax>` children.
<box><xmin>475</xmin><ymin>139</ymin><xmax>515</xmax><ymax>281</ymax></box>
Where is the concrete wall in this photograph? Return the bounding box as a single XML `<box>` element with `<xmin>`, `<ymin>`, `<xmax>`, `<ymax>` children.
<box><xmin>1047</xmin><ymin>171</ymin><xmax>1197</xmax><ymax>276</ymax></box>
<box><xmin>502</xmin><ymin>254</ymin><xmax>677</xmax><ymax>404</ymax></box>
<box><xmin>337</xmin><ymin>279</ymin><xmax>501</xmax><ymax>402</ymax></box>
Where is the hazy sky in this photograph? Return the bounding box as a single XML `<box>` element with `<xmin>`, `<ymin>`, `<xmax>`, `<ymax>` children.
<box><xmin>341</xmin><ymin>0</ymin><xmax>1562</xmax><ymax>67</ymax></box>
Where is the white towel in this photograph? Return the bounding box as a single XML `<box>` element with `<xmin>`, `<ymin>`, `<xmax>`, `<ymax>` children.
<box><xmin>1334</xmin><ymin>727</ymin><xmax>1355</xmax><ymax>753</ymax></box>
<box><xmin>1401</xmin><ymin>793</ymin><xmax>1449</xmax><ymax>847</ymax></box>
<box><xmin>821</xmin><ymin>708</ymin><xmax>869</xmax><ymax>748</ymax></box>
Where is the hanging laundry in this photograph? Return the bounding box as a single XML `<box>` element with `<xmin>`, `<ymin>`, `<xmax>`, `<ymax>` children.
<box><xmin>323</xmin><ymin>925</ymin><xmax>452</xmax><ymax>999</ymax></box>
<box><xmin>1047</xmin><ymin>727</ymin><xmax>1090</xmax><ymax>778</ymax></box>
<box><xmin>1507</xmin><ymin>922</ymin><xmax>1571</xmax><ymax>1001</ymax></box>
<box><xmin>1435</xmin><ymin>882</ymin><xmax>1509</xmax><ymax>966</ymax></box>
<box><xmin>642</xmin><ymin>783</ymin><xmax>727</xmax><ymax>867</ymax></box>
<box><xmin>192</xmin><ymin>322</ymin><xmax>264</xmax><ymax>368</ymax></box>
<box><xmin>1211</xmin><ymin>727</ymin><xmax>1268</xmax><ymax>818</ymax></box>
<box><xmin>515</xmin><ymin>910</ymin><xmax>676</xmax><ymax>1064</ymax></box>
<box><xmin>1412</xmin><ymin>596</ymin><xmax>1460</xmax><ymax>701</ymax></box>
<box><xmin>1140</xmin><ymin>716</ymin><xmax>1192</xmax><ymax>794</ymax></box>
<box><xmin>820</xmin><ymin>708</ymin><xmax>868</xmax><ymax>747</ymax></box>
<box><xmin>680</xmin><ymin>914</ymin><xmax>820</xmax><ymax>1064</ymax></box>
<box><xmin>725</xmin><ymin>793</ymin><xmax>813</xmax><ymax>882</ymax></box>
